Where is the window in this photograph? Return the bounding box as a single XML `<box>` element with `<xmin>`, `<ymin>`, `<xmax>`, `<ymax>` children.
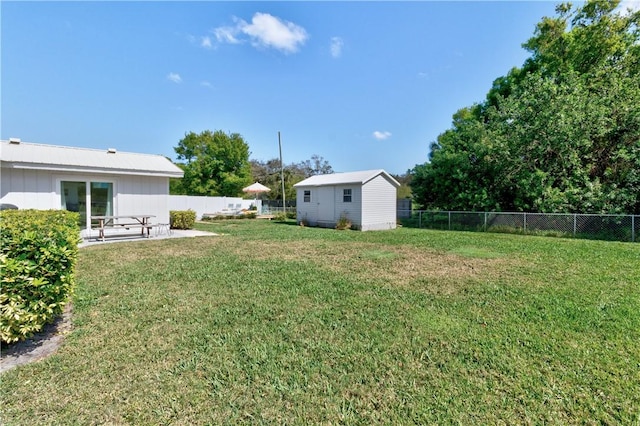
<box><xmin>343</xmin><ymin>188</ymin><xmax>352</xmax><ymax>202</ymax></box>
<box><xmin>303</xmin><ymin>190</ymin><xmax>311</xmax><ymax>203</ymax></box>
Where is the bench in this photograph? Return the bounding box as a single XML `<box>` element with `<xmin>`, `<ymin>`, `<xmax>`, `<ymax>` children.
<box><xmin>91</xmin><ymin>215</ymin><xmax>156</xmax><ymax>241</ymax></box>
<box><xmin>93</xmin><ymin>224</ymin><xmax>154</xmax><ymax>241</ymax></box>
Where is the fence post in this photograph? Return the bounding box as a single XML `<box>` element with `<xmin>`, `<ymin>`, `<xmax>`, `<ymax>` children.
<box><xmin>524</xmin><ymin>212</ymin><xmax>527</xmax><ymax>233</ymax></box>
<box><xmin>448</xmin><ymin>211</ymin><xmax>451</xmax><ymax>231</ymax></box>
<box><xmin>419</xmin><ymin>211</ymin><xmax>422</xmax><ymax>229</ymax></box>
<box><xmin>573</xmin><ymin>214</ymin><xmax>577</xmax><ymax>237</ymax></box>
<box><xmin>633</xmin><ymin>215</ymin><xmax>636</xmax><ymax>243</ymax></box>
<box><xmin>484</xmin><ymin>212</ymin><xmax>487</xmax><ymax>232</ymax></box>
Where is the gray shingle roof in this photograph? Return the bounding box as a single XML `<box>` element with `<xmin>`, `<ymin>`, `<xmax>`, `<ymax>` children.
<box><xmin>293</xmin><ymin>169</ymin><xmax>399</xmax><ymax>187</ymax></box>
<box><xmin>0</xmin><ymin>140</ymin><xmax>184</xmax><ymax>178</ymax></box>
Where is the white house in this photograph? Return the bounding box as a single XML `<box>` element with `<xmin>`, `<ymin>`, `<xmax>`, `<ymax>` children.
<box><xmin>0</xmin><ymin>139</ymin><xmax>183</xmax><ymax>237</ymax></box>
<box><xmin>293</xmin><ymin>169</ymin><xmax>400</xmax><ymax>231</ymax></box>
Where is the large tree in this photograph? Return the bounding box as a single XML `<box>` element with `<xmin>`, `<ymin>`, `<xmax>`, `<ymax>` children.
<box><xmin>248</xmin><ymin>158</ymin><xmax>300</xmax><ymax>201</ymax></box>
<box><xmin>412</xmin><ymin>0</ymin><xmax>640</xmax><ymax>214</ymax></box>
<box><xmin>250</xmin><ymin>154</ymin><xmax>334</xmax><ymax>201</ymax></box>
<box><xmin>173</xmin><ymin>130</ymin><xmax>252</xmax><ymax>196</ymax></box>
<box><xmin>298</xmin><ymin>154</ymin><xmax>334</xmax><ymax>177</ymax></box>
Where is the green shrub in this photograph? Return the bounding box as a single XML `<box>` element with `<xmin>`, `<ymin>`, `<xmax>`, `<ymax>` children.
<box><xmin>200</xmin><ymin>212</ymin><xmax>257</xmax><ymax>221</ymax></box>
<box><xmin>335</xmin><ymin>213</ymin><xmax>352</xmax><ymax>230</ymax></box>
<box><xmin>170</xmin><ymin>210</ymin><xmax>196</xmax><ymax>230</ymax></box>
<box><xmin>0</xmin><ymin>209</ymin><xmax>80</xmax><ymax>344</ymax></box>
<box><xmin>273</xmin><ymin>212</ymin><xmax>288</xmax><ymax>221</ymax></box>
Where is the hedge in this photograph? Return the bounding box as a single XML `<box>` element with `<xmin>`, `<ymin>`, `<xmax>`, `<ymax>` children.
<box><xmin>0</xmin><ymin>210</ymin><xmax>80</xmax><ymax>344</ymax></box>
<box><xmin>170</xmin><ymin>210</ymin><xmax>196</xmax><ymax>230</ymax></box>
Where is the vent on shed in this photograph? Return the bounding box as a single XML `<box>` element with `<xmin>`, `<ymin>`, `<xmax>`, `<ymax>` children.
<box><xmin>9</xmin><ymin>138</ymin><xmax>21</xmax><ymax>144</ymax></box>
<box><xmin>107</xmin><ymin>148</ymin><xmax>117</xmax><ymax>154</ymax></box>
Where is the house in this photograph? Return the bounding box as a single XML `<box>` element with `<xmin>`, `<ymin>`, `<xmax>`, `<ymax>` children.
<box><xmin>0</xmin><ymin>139</ymin><xmax>184</xmax><ymax>237</ymax></box>
<box><xmin>293</xmin><ymin>169</ymin><xmax>400</xmax><ymax>231</ymax></box>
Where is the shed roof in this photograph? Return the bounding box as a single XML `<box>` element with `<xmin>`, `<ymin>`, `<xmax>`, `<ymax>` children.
<box><xmin>293</xmin><ymin>169</ymin><xmax>400</xmax><ymax>188</ymax></box>
<box><xmin>0</xmin><ymin>140</ymin><xmax>184</xmax><ymax>178</ymax></box>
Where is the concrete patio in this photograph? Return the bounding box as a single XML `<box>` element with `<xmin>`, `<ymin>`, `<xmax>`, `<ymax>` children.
<box><xmin>79</xmin><ymin>228</ymin><xmax>217</xmax><ymax>248</ymax></box>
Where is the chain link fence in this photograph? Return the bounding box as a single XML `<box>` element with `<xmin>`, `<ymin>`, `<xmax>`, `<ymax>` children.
<box><xmin>399</xmin><ymin>211</ymin><xmax>639</xmax><ymax>243</ymax></box>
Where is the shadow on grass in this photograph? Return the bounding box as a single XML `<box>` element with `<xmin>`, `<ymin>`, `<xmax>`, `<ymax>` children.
<box><xmin>272</xmin><ymin>220</ymin><xmax>300</xmax><ymax>227</ymax></box>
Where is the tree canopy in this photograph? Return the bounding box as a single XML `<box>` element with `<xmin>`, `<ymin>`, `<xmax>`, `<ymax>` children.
<box><xmin>411</xmin><ymin>0</ymin><xmax>640</xmax><ymax>214</ymax></box>
<box><xmin>250</xmin><ymin>154</ymin><xmax>334</xmax><ymax>201</ymax></box>
<box><xmin>172</xmin><ymin>130</ymin><xmax>252</xmax><ymax>196</ymax></box>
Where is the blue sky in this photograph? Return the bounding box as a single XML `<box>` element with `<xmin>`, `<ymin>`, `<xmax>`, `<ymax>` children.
<box><xmin>2</xmin><ymin>1</ymin><xmax>571</xmax><ymax>174</ymax></box>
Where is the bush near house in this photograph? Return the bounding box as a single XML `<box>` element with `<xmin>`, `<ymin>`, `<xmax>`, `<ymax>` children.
<box><xmin>201</xmin><ymin>211</ymin><xmax>258</xmax><ymax>221</ymax></box>
<box><xmin>335</xmin><ymin>213</ymin><xmax>352</xmax><ymax>230</ymax></box>
<box><xmin>170</xmin><ymin>210</ymin><xmax>196</xmax><ymax>229</ymax></box>
<box><xmin>0</xmin><ymin>209</ymin><xmax>80</xmax><ymax>344</ymax></box>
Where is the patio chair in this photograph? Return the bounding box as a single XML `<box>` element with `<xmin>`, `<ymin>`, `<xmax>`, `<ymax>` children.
<box><xmin>156</xmin><ymin>222</ymin><xmax>172</xmax><ymax>236</ymax></box>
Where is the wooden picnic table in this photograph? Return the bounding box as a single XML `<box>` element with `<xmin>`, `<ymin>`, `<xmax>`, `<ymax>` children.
<box><xmin>91</xmin><ymin>215</ymin><xmax>155</xmax><ymax>241</ymax></box>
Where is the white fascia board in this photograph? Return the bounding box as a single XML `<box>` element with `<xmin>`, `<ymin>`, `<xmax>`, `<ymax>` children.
<box><xmin>2</xmin><ymin>163</ymin><xmax>184</xmax><ymax>178</ymax></box>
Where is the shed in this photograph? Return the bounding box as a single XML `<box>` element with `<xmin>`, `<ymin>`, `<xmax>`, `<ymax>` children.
<box><xmin>293</xmin><ymin>169</ymin><xmax>400</xmax><ymax>231</ymax></box>
<box><xmin>0</xmin><ymin>139</ymin><xmax>184</xmax><ymax>237</ymax></box>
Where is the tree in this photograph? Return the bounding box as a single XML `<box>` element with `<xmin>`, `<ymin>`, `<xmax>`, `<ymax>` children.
<box><xmin>298</xmin><ymin>154</ymin><xmax>334</xmax><ymax>177</ymax></box>
<box><xmin>412</xmin><ymin>105</ymin><xmax>503</xmax><ymax>211</ymax></box>
<box><xmin>411</xmin><ymin>0</ymin><xmax>640</xmax><ymax>214</ymax></box>
<box><xmin>249</xmin><ymin>155</ymin><xmax>335</xmax><ymax>201</ymax></box>
<box><xmin>392</xmin><ymin>171</ymin><xmax>413</xmax><ymax>199</ymax></box>
<box><xmin>249</xmin><ymin>158</ymin><xmax>298</xmax><ymax>201</ymax></box>
<box><xmin>174</xmin><ymin>130</ymin><xmax>252</xmax><ymax>196</ymax></box>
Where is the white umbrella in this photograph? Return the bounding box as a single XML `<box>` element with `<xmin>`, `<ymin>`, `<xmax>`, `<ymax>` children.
<box><xmin>242</xmin><ymin>182</ymin><xmax>271</xmax><ymax>201</ymax></box>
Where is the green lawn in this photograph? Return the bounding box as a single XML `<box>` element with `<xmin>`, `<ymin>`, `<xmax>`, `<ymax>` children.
<box><xmin>1</xmin><ymin>220</ymin><xmax>639</xmax><ymax>424</ymax></box>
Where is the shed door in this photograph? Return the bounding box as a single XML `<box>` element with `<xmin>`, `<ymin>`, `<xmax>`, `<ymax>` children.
<box><xmin>317</xmin><ymin>187</ymin><xmax>335</xmax><ymax>223</ymax></box>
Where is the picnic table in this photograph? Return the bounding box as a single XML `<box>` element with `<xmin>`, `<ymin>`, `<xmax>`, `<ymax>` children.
<box><xmin>91</xmin><ymin>215</ymin><xmax>155</xmax><ymax>241</ymax></box>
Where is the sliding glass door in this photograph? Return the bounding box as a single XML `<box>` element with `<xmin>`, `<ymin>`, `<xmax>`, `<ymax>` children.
<box><xmin>61</xmin><ymin>181</ymin><xmax>87</xmax><ymax>228</ymax></box>
<box><xmin>90</xmin><ymin>182</ymin><xmax>113</xmax><ymax>226</ymax></box>
<box><xmin>61</xmin><ymin>180</ymin><xmax>113</xmax><ymax>229</ymax></box>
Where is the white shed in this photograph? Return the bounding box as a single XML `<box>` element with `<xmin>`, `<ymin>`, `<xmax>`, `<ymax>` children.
<box><xmin>0</xmin><ymin>139</ymin><xmax>183</xmax><ymax>237</ymax></box>
<box><xmin>293</xmin><ymin>169</ymin><xmax>400</xmax><ymax>231</ymax></box>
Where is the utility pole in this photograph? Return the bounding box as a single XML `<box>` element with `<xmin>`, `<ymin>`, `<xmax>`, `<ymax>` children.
<box><xmin>278</xmin><ymin>131</ymin><xmax>286</xmax><ymax>214</ymax></box>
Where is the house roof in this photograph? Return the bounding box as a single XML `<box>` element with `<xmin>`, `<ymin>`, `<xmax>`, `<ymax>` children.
<box><xmin>293</xmin><ymin>169</ymin><xmax>400</xmax><ymax>188</ymax></box>
<box><xmin>0</xmin><ymin>140</ymin><xmax>184</xmax><ymax>178</ymax></box>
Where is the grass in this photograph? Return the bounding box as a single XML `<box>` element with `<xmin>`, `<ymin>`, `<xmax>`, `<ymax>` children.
<box><xmin>1</xmin><ymin>220</ymin><xmax>639</xmax><ymax>424</ymax></box>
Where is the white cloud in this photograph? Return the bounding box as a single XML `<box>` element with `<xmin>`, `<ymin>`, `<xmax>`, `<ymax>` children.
<box><xmin>373</xmin><ymin>131</ymin><xmax>392</xmax><ymax>140</ymax></box>
<box><xmin>214</xmin><ymin>25</ymin><xmax>241</xmax><ymax>44</ymax></box>
<box><xmin>330</xmin><ymin>37</ymin><xmax>344</xmax><ymax>58</ymax></box>
<box><xmin>200</xmin><ymin>81</ymin><xmax>214</xmax><ymax>89</ymax></box>
<box><xmin>201</xmin><ymin>36</ymin><xmax>213</xmax><ymax>49</ymax></box>
<box><xmin>213</xmin><ymin>12</ymin><xmax>308</xmax><ymax>54</ymax></box>
<box><xmin>167</xmin><ymin>72</ymin><xmax>182</xmax><ymax>84</ymax></box>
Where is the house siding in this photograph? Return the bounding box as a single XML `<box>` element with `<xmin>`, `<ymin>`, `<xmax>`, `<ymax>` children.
<box><xmin>361</xmin><ymin>174</ymin><xmax>397</xmax><ymax>231</ymax></box>
<box><xmin>1</xmin><ymin>168</ymin><xmax>55</xmax><ymax>210</ymax></box>
<box><xmin>1</xmin><ymin>168</ymin><xmax>171</xmax><ymax>236</ymax></box>
<box><xmin>333</xmin><ymin>185</ymin><xmax>362</xmax><ymax>229</ymax></box>
<box><xmin>116</xmin><ymin>175</ymin><xmax>170</xmax><ymax>224</ymax></box>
